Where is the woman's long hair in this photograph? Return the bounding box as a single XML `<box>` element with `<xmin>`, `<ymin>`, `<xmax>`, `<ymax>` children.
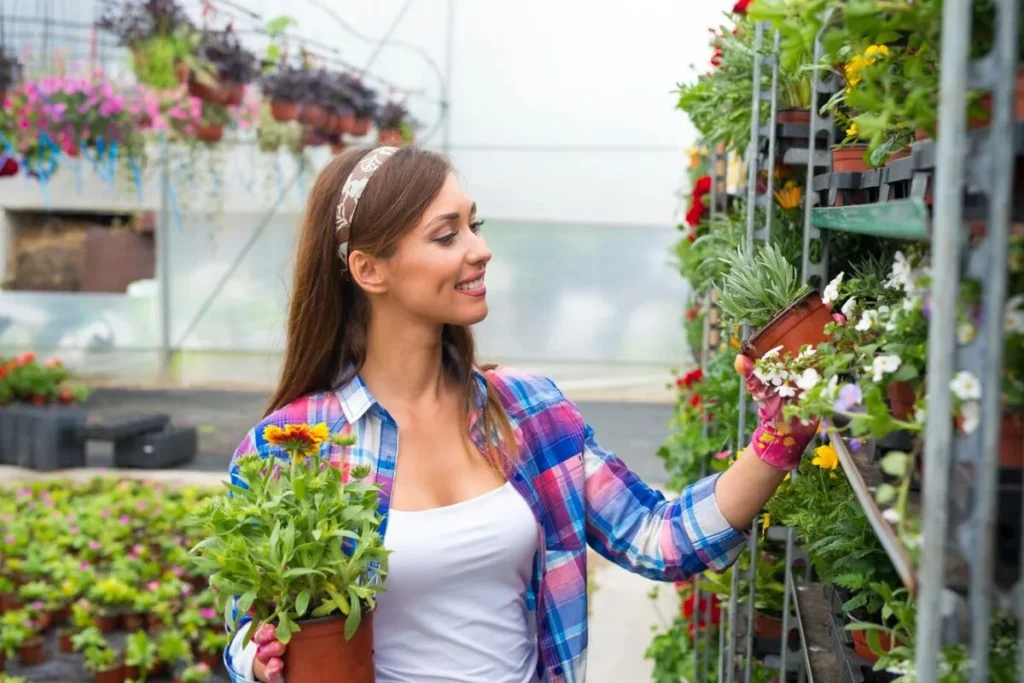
<box><xmin>266</xmin><ymin>146</ymin><xmax>516</xmax><ymax>471</ymax></box>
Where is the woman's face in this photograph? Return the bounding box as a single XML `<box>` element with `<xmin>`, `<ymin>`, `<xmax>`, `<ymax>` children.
<box><xmin>372</xmin><ymin>172</ymin><xmax>491</xmax><ymax>326</ymax></box>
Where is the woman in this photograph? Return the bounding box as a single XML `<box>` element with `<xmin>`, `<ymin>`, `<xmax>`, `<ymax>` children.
<box><xmin>223</xmin><ymin>145</ymin><xmax>815</xmax><ymax>683</ymax></box>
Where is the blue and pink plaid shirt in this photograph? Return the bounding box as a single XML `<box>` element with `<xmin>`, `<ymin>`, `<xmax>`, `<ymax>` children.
<box><xmin>224</xmin><ymin>367</ymin><xmax>746</xmax><ymax>683</ymax></box>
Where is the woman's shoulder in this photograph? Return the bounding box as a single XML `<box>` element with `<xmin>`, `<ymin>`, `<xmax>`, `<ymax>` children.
<box><xmin>233</xmin><ymin>390</ymin><xmax>347</xmax><ymax>458</ymax></box>
<box><xmin>484</xmin><ymin>366</ymin><xmax>578</xmax><ymax>417</ymax></box>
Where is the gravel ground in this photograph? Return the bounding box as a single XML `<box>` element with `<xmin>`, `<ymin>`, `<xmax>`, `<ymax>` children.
<box><xmin>82</xmin><ymin>388</ymin><xmax>675</xmax><ymax>485</ymax></box>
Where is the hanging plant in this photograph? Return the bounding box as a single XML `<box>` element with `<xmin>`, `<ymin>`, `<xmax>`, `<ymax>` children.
<box><xmin>375</xmin><ymin>101</ymin><xmax>416</xmax><ymax>145</ymax></box>
<box><xmin>194</xmin><ymin>101</ymin><xmax>231</xmax><ymax>144</ymax></box>
<box><xmin>195</xmin><ymin>28</ymin><xmax>258</xmax><ymax>105</ymax></box>
<box><xmin>261</xmin><ymin>65</ymin><xmax>307</xmax><ymax>123</ymax></box>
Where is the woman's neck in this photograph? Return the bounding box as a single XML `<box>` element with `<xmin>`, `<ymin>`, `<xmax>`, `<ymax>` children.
<box><xmin>360</xmin><ymin>311</ymin><xmax>449</xmax><ymax>407</ymax></box>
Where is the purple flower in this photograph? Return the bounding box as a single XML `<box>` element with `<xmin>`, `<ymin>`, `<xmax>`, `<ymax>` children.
<box><xmin>31</xmin><ymin>601</ymin><xmax>44</xmax><ymax>610</ymax></box>
<box><xmin>79</xmin><ymin>561</ymin><xmax>90</xmax><ymax>570</ymax></box>
<box><xmin>834</xmin><ymin>383</ymin><xmax>863</xmax><ymax>412</ymax></box>
<box><xmin>848</xmin><ymin>438</ymin><xmax>863</xmax><ymax>453</ymax></box>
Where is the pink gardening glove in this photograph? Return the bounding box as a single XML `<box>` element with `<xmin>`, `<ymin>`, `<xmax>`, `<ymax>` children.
<box><xmin>736</xmin><ymin>354</ymin><xmax>819</xmax><ymax>471</ymax></box>
<box><xmin>253</xmin><ymin>623</ymin><xmax>286</xmax><ymax>683</ymax></box>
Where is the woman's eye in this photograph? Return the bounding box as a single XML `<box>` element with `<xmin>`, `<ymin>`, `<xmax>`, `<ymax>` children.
<box><xmin>470</xmin><ymin>219</ymin><xmax>485</xmax><ymax>233</ymax></box>
<box><xmin>436</xmin><ymin>233</ymin><xmax>457</xmax><ymax>245</ymax></box>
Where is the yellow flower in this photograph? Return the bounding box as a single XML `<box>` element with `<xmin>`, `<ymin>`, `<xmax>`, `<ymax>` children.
<box><xmin>774</xmin><ymin>185</ymin><xmax>803</xmax><ymax>210</ymax></box>
<box><xmin>844</xmin><ymin>55</ymin><xmax>866</xmax><ymax>85</ymax></box>
<box><xmin>812</xmin><ymin>444</ymin><xmax>839</xmax><ymax>470</ymax></box>
<box><xmin>847</xmin><ymin>122</ymin><xmax>859</xmax><ymax>137</ymax></box>
<box><xmin>864</xmin><ymin>44</ymin><xmax>889</xmax><ymax>58</ymax></box>
<box><xmin>263</xmin><ymin>423</ymin><xmax>330</xmax><ymax>461</ymax></box>
<box><xmin>783</xmin><ymin>472</ymin><xmax>791</xmax><ymax>482</ymax></box>
<box><xmin>730</xmin><ymin>336</ymin><xmax>741</xmax><ymax>350</ymax></box>
<box><xmin>761</xmin><ymin>514</ymin><xmax>771</xmax><ymax>535</ymax></box>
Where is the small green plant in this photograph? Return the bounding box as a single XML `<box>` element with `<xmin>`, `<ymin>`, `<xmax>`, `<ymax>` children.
<box><xmin>156</xmin><ymin>628</ymin><xmax>193</xmax><ymax>666</ymax></box>
<box><xmin>71</xmin><ymin>626</ymin><xmax>107</xmax><ymax>654</ymax></box>
<box><xmin>178</xmin><ymin>663</ymin><xmax>213</xmax><ymax>683</ymax></box>
<box><xmin>199</xmin><ymin>630</ymin><xmax>229</xmax><ymax>655</ymax></box>
<box><xmin>124</xmin><ymin>630</ymin><xmax>158</xmax><ymax>671</ymax></box>
<box><xmin>717</xmin><ymin>243</ymin><xmax>810</xmax><ymax>330</ymax></box>
<box><xmin>83</xmin><ymin>642</ymin><xmax>119</xmax><ymax>673</ymax></box>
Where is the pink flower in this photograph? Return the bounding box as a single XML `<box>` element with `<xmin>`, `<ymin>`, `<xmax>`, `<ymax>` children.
<box><xmin>4</xmin><ymin>535</ymin><xmax>15</xmax><ymax>545</ymax></box>
<box><xmin>88</xmin><ymin>540</ymin><xmax>102</xmax><ymax>551</ymax></box>
<box><xmin>79</xmin><ymin>561</ymin><xmax>90</xmax><ymax>570</ymax></box>
<box><xmin>714</xmin><ymin>450</ymin><xmax>731</xmax><ymax>460</ymax></box>
<box><xmin>69</xmin><ymin>526</ymin><xmax>80</xmax><ymax>534</ymax></box>
<box><xmin>101</xmin><ymin>508</ymin><xmax>111</xmax><ymax>519</ymax></box>
<box><xmin>119</xmin><ymin>515</ymin><xmax>131</xmax><ymax>525</ymax></box>
<box><xmin>199</xmin><ymin>608</ymin><xmax>216</xmax><ymax>620</ymax></box>
<box><xmin>171</xmin><ymin>566</ymin><xmax>184</xmax><ymax>577</ymax></box>
<box><xmin>136</xmin><ymin>501</ymin><xmax>147</xmax><ymax>511</ymax></box>
<box><xmin>31</xmin><ymin>601</ymin><xmax>44</xmax><ymax>611</ymax></box>
<box><xmin>182</xmin><ymin>584</ymin><xmax>192</xmax><ymax>595</ymax></box>
<box><xmin>132</xmin><ymin>544</ymin><xmax>145</xmax><ymax>555</ymax></box>
<box><xmin>147</xmin><ymin>581</ymin><xmax>160</xmax><ymax>591</ymax></box>
<box><xmin>197</xmin><ymin>663</ymin><xmax>210</xmax><ymax>672</ymax></box>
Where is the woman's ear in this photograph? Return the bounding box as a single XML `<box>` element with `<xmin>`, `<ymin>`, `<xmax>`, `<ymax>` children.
<box><xmin>348</xmin><ymin>250</ymin><xmax>388</xmax><ymax>295</ymax></box>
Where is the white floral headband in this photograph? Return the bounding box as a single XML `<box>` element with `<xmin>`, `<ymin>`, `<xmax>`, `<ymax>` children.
<box><xmin>335</xmin><ymin>146</ymin><xmax>399</xmax><ymax>267</ymax></box>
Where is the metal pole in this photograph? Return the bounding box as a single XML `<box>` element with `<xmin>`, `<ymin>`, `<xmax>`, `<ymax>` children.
<box><xmin>157</xmin><ymin>137</ymin><xmax>172</xmax><ymax>378</ymax></box>
<box><xmin>745</xmin><ymin>23</ymin><xmax>764</xmax><ymax>249</ymax></box>
<box><xmin>763</xmin><ymin>30</ymin><xmax>781</xmax><ymax>240</ymax></box>
<box><xmin>725</xmin><ymin>560</ymin><xmax>740</xmax><ymax>683</ymax></box>
<box><xmin>915</xmin><ymin>0</ymin><xmax>971</xmax><ymax>679</ymax></box>
<box><xmin>742</xmin><ymin>519</ymin><xmax>759</xmax><ymax>683</ymax></box>
<box><xmin>970</xmin><ymin>0</ymin><xmax>1018</xmax><ymax>679</ymax></box>
<box><xmin>441</xmin><ymin>0</ymin><xmax>455</xmax><ymax>156</ymax></box>
<box><xmin>779</xmin><ymin>527</ymin><xmax>794</xmax><ymax>678</ymax></box>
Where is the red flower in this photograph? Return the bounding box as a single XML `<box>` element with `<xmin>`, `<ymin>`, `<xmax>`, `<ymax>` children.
<box><xmin>687</xmin><ymin>233</ymin><xmax>697</xmax><ymax>243</ymax></box>
<box><xmin>732</xmin><ymin>0</ymin><xmax>751</xmax><ymax>13</ymax></box>
<box><xmin>685</xmin><ymin>199</ymin><xmax>707</xmax><ymax>227</ymax></box>
<box><xmin>691</xmin><ymin>175</ymin><xmax>712</xmax><ymax>197</ymax></box>
<box><xmin>690</xmin><ymin>394</ymin><xmax>703</xmax><ymax>408</ymax></box>
<box><xmin>682</xmin><ymin>368</ymin><xmax>704</xmax><ymax>388</ymax></box>
<box><xmin>711</xmin><ymin>49</ymin><xmax>723</xmax><ymax>67</ymax></box>
<box><xmin>16</xmin><ymin>352</ymin><xmax>36</xmax><ymax>366</ymax></box>
<box><xmin>682</xmin><ymin>592</ymin><xmax>721</xmax><ymax>624</ymax></box>
<box><xmin>0</xmin><ymin>157</ymin><xmax>18</xmax><ymax>178</ymax></box>
<box><xmin>685</xmin><ymin>306</ymin><xmax>700</xmax><ymax>321</ymax></box>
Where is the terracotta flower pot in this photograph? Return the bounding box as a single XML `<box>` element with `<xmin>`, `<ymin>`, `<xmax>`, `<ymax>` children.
<box><xmin>147</xmin><ymin>612</ymin><xmax>166</xmax><ymax>630</ymax></box>
<box><xmin>0</xmin><ymin>593</ymin><xmax>16</xmax><ymax>612</ymax></box>
<box><xmin>122</xmin><ymin>611</ymin><xmax>145</xmax><ymax>632</ymax></box>
<box><xmin>339</xmin><ymin>112</ymin><xmax>357</xmax><ymax>134</ymax></box>
<box><xmin>36</xmin><ymin>611</ymin><xmax>53</xmax><ymax>631</ymax></box>
<box><xmin>378</xmin><ymin>129</ymin><xmax>403</xmax><ymax>146</ymax></box>
<box><xmin>887</xmin><ymin>381</ymin><xmax>916</xmax><ymax>420</ymax></box>
<box><xmin>188</xmin><ymin>78</ymin><xmax>221</xmax><ymax>103</ymax></box>
<box><xmin>742</xmin><ymin>291</ymin><xmax>833</xmax><ymax>360</ymax></box>
<box><xmin>0</xmin><ymin>652</ymin><xmax>5</xmax><ymax>673</ymax></box>
<box><xmin>200</xmin><ymin>651</ymin><xmax>222</xmax><ymax>670</ymax></box>
<box><xmin>299</xmin><ymin>104</ymin><xmax>328</xmax><ymax>128</ymax></box>
<box><xmin>284</xmin><ymin>613</ymin><xmax>375</xmax><ymax>683</ymax></box>
<box><xmin>753</xmin><ymin>611</ymin><xmax>784</xmax><ymax>639</ymax></box>
<box><xmin>94</xmin><ymin>665</ymin><xmax>125</xmax><ymax>683</ymax></box>
<box><xmin>777</xmin><ymin>108</ymin><xmax>811</xmax><ymax>124</ymax></box>
<box><xmin>222</xmin><ymin>82</ymin><xmax>245</xmax><ymax>106</ymax></box>
<box><xmin>831</xmin><ymin>144</ymin><xmax>871</xmax><ymax>173</ymax></box>
<box><xmin>58</xmin><ymin>629</ymin><xmax>74</xmax><ymax>653</ymax></box>
<box><xmin>851</xmin><ymin>628</ymin><xmax>898</xmax><ymax>663</ymax></box>
<box><xmin>122</xmin><ymin>665</ymin><xmax>139</xmax><ymax>681</ymax></box>
<box><xmin>1001</xmin><ymin>412</ymin><xmax>1024</xmax><ymax>468</ymax></box>
<box><xmin>96</xmin><ymin>613</ymin><xmax>119</xmax><ymax>633</ymax></box>
<box><xmin>271</xmin><ymin>100</ymin><xmax>300</xmax><ymax>123</ymax></box>
<box><xmin>147</xmin><ymin>660</ymin><xmax>167</xmax><ymax>678</ymax></box>
<box><xmin>196</xmin><ymin>124</ymin><xmax>224</xmax><ymax>144</ymax></box>
<box><xmin>351</xmin><ymin>117</ymin><xmax>372</xmax><ymax>136</ymax></box>
<box><xmin>19</xmin><ymin>636</ymin><xmax>45</xmax><ymax>665</ymax></box>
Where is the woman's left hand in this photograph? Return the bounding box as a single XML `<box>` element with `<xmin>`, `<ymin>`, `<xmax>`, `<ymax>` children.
<box><xmin>735</xmin><ymin>354</ymin><xmax>818</xmax><ymax>471</ymax></box>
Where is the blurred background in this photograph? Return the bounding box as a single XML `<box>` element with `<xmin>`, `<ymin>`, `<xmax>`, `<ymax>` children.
<box><xmin>0</xmin><ymin>0</ymin><xmax>735</xmax><ymax>395</ymax></box>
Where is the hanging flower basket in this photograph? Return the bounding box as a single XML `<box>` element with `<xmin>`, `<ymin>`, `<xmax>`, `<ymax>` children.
<box><xmin>270</xmin><ymin>99</ymin><xmax>300</xmax><ymax>122</ymax></box>
<box><xmin>378</xmin><ymin>129</ymin><xmax>403</xmax><ymax>146</ymax></box>
<box><xmin>299</xmin><ymin>103</ymin><xmax>329</xmax><ymax>128</ymax></box>
<box><xmin>351</xmin><ymin>117</ymin><xmax>372</xmax><ymax>136</ymax></box>
<box><xmin>195</xmin><ymin>123</ymin><xmax>224</xmax><ymax>143</ymax></box>
<box><xmin>221</xmin><ymin>81</ymin><xmax>245</xmax><ymax>106</ymax></box>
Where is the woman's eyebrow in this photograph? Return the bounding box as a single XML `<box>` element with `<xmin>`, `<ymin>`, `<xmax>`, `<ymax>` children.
<box><xmin>427</xmin><ymin>202</ymin><xmax>477</xmax><ymax>227</ymax></box>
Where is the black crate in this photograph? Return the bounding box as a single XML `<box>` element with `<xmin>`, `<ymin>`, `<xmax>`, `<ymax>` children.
<box><xmin>113</xmin><ymin>426</ymin><xmax>197</xmax><ymax>469</ymax></box>
<box><xmin>0</xmin><ymin>405</ymin><xmax>87</xmax><ymax>470</ymax></box>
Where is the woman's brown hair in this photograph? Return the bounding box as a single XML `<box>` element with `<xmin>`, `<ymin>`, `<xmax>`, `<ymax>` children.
<box><xmin>265</xmin><ymin>146</ymin><xmax>517</xmax><ymax>471</ymax></box>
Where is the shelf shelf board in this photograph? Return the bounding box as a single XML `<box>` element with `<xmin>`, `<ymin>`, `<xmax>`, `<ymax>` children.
<box><xmin>811</xmin><ymin>198</ymin><xmax>929</xmax><ymax>240</ymax></box>
<box><xmin>830</xmin><ymin>432</ymin><xmax>969</xmax><ymax>596</ymax></box>
<box><xmin>792</xmin><ymin>580</ymin><xmax>843</xmax><ymax>683</ymax></box>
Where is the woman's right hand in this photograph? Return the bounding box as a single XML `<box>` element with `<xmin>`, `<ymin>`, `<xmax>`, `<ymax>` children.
<box><xmin>253</xmin><ymin>623</ymin><xmax>286</xmax><ymax>683</ymax></box>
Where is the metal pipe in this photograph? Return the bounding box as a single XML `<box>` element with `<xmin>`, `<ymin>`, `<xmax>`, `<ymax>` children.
<box><xmin>763</xmin><ymin>29</ymin><xmax>780</xmax><ymax>240</ymax></box>
<box><xmin>915</xmin><ymin>0</ymin><xmax>972</xmax><ymax>679</ymax></box>
<box><xmin>742</xmin><ymin>517</ymin><xmax>759</xmax><ymax>683</ymax></box>
<box><xmin>725</xmin><ymin>555</ymin><xmax>740</xmax><ymax>683</ymax></box>
<box><xmin>779</xmin><ymin>527</ymin><xmax>794</xmax><ymax>678</ymax></box>
<box><xmin>970</xmin><ymin>0</ymin><xmax>1019</xmax><ymax>679</ymax></box>
<box><xmin>157</xmin><ymin>136</ymin><xmax>172</xmax><ymax>377</ymax></box>
<box><xmin>745</xmin><ymin>23</ymin><xmax>764</xmax><ymax>249</ymax></box>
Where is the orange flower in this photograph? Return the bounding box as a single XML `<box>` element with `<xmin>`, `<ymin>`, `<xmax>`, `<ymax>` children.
<box><xmin>263</xmin><ymin>423</ymin><xmax>330</xmax><ymax>461</ymax></box>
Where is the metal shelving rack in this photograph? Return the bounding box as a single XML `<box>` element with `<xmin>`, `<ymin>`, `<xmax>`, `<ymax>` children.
<box><xmin>689</xmin><ymin>1</ymin><xmax>1022</xmax><ymax>680</ymax></box>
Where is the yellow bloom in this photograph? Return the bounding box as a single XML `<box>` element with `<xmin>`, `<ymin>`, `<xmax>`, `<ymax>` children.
<box><xmin>844</xmin><ymin>55</ymin><xmax>866</xmax><ymax>85</ymax></box>
<box><xmin>730</xmin><ymin>336</ymin><xmax>741</xmax><ymax>350</ymax></box>
<box><xmin>761</xmin><ymin>514</ymin><xmax>771</xmax><ymax>534</ymax></box>
<box><xmin>774</xmin><ymin>185</ymin><xmax>803</xmax><ymax>210</ymax></box>
<box><xmin>263</xmin><ymin>423</ymin><xmax>330</xmax><ymax>461</ymax></box>
<box><xmin>812</xmin><ymin>444</ymin><xmax>840</xmax><ymax>470</ymax></box>
<box><xmin>864</xmin><ymin>44</ymin><xmax>889</xmax><ymax>58</ymax></box>
<box><xmin>847</xmin><ymin>122</ymin><xmax>859</xmax><ymax>137</ymax></box>
<box><xmin>783</xmin><ymin>472</ymin><xmax>791</xmax><ymax>482</ymax></box>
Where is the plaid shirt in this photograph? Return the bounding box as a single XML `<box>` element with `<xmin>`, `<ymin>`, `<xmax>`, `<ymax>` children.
<box><xmin>223</xmin><ymin>368</ymin><xmax>745</xmax><ymax>683</ymax></box>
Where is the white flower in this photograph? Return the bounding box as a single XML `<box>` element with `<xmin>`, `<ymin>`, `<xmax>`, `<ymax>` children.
<box><xmin>870</xmin><ymin>354</ymin><xmax>902</xmax><ymax>382</ymax></box>
<box><xmin>950</xmin><ymin>371</ymin><xmax>982</xmax><ymax>400</ymax></box>
<box><xmin>799</xmin><ymin>345</ymin><xmax>817</xmax><ymax>359</ymax></box>
<box><xmin>841</xmin><ymin>297</ymin><xmax>858</xmax><ymax>319</ymax></box>
<box><xmin>762</xmin><ymin>345</ymin><xmax>784</xmax><ymax>360</ymax></box>
<box><xmin>882</xmin><ymin>508</ymin><xmax>901</xmax><ymax>524</ymax></box>
<box><xmin>957</xmin><ymin>321</ymin><xmax>976</xmax><ymax>344</ymax></box>
<box><xmin>855</xmin><ymin>309</ymin><xmax>878</xmax><ymax>332</ymax></box>
<box><xmin>823</xmin><ymin>374</ymin><xmax>840</xmax><ymax>400</ymax></box>
<box><xmin>1005</xmin><ymin>294</ymin><xmax>1024</xmax><ymax>334</ymax></box>
<box><xmin>885</xmin><ymin>319</ymin><xmax>898</xmax><ymax>333</ymax></box>
<box><xmin>886</xmin><ymin>251</ymin><xmax>913</xmax><ymax>291</ymax></box>
<box><xmin>777</xmin><ymin>384</ymin><xmax>797</xmax><ymax>398</ymax></box>
<box><xmin>795</xmin><ymin>368</ymin><xmax>821</xmax><ymax>391</ymax></box>
<box><xmin>914</xmin><ymin>406</ymin><xmax>927</xmax><ymax>423</ymax></box>
<box><xmin>902</xmin><ymin>294</ymin><xmax>920</xmax><ymax>312</ymax></box>
<box><xmin>822</xmin><ymin>272</ymin><xmax>844</xmax><ymax>304</ymax></box>
<box><xmin>960</xmin><ymin>400</ymin><xmax>981</xmax><ymax>434</ymax></box>
<box><xmin>753</xmin><ymin>367</ymin><xmax>769</xmax><ymax>384</ymax></box>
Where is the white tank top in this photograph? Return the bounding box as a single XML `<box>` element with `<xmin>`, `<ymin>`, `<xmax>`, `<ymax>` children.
<box><xmin>373</xmin><ymin>482</ymin><xmax>541</xmax><ymax>683</ymax></box>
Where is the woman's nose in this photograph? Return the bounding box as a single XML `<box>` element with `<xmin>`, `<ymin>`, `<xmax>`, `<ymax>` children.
<box><xmin>467</xmin><ymin>230</ymin><xmax>491</xmax><ymax>265</ymax></box>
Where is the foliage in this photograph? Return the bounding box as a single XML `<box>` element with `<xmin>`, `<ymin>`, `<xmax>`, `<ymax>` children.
<box><xmin>198</xmin><ymin>28</ymin><xmax>258</xmax><ymax>85</ymax></box>
<box><xmin>189</xmin><ymin>427</ymin><xmax>389</xmax><ymax>646</ymax></box>
<box><xmin>717</xmin><ymin>243</ymin><xmax>811</xmax><ymax>330</ymax></box>
<box><xmin>375</xmin><ymin>101</ymin><xmax>417</xmax><ymax>141</ymax></box>
<box><xmin>0</xmin><ymin>352</ymin><xmax>88</xmax><ymax>406</ymax></box>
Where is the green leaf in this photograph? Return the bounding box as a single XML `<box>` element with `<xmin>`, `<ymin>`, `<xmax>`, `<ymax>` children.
<box><xmin>875</xmin><ymin>484</ymin><xmax>897</xmax><ymax>505</ymax></box>
<box><xmin>282</xmin><ymin>567</ymin><xmax>325</xmax><ymax>579</ymax></box>
<box><xmin>237</xmin><ymin>590</ymin><xmax>257</xmax><ymax>615</ymax></box>
<box><xmin>344</xmin><ymin>606</ymin><xmax>362</xmax><ymax>640</ymax></box>
<box><xmin>295</xmin><ymin>591</ymin><xmax>310</xmax><ymax>618</ymax></box>
<box><xmin>276</xmin><ymin>615</ymin><xmax>292</xmax><ymax>644</ymax></box>
<box><xmin>880</xmin><ymin>452</ymin><xmax>909</xmax><ymax>477</ymax></box>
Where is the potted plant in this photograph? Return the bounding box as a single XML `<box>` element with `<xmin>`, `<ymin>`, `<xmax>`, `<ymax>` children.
<box><xmin>196</xmin><ymin>28</ymin><xmax>258</xmax><ymax>105</ymax></box>
<box><xmin>297</xmin><ymin>70</ymin><xmax>330</xmax><ymax>128</ymax></box>
<box><xmin>87</xmin><ymin>578</ymin><xmax>135</xmax><ymax>633</ymax></box>
<box><xmin>716</xmin><ymin>243</ymin><xmax>832</xmax><ymax>360</ymax></box>
<box><xmin>196</xmin><ymin>630</ymin><xmax>227</xmax><ymax>670</ymax></box>
<box><xmin>0</xmin><ymin>622</ymin><xmax>25</xmax><ymax>673</ymax></box>
<box><xmin>123</xmin><ymin>630</ymin><xmax>158</xmax><ymax>680</ymax></box>
<box><xmin>155</xmin><ymin>628</ymin><xmax>194</xmax><ymax>670</ymax></box>
<box><xmin>195</xmin><ymin>101</ymin><xmax>231</xmax><ymax>143</ymax></box>
<box><xmin>175</xmin><ymin>662</ymin><xmax>212</xmax><ymax>683</ymax></box>
<box><xmin>261</xmin><ymin>65</ymin><xmax>306</xmax><ymax>122</ymax></box>
<box><xmin>376</xmin><ymin>101</ymin><xmax>415</xmax><ymax>145</ymax></box>
<box><xmin>83</xmin><ymin>641</ymin><xmax>123</xmax><ymax>683</ymax></box>
<box><xmin>189</xmin><ymin>426</ymin><xmax>389</xmax><ymax>683</ymax></box>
